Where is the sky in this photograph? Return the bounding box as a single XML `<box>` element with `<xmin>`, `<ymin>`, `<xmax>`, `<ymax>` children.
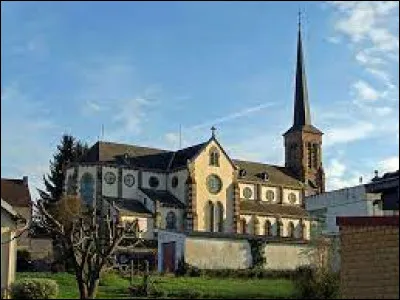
<box><xmin>1</xmin><ymin>1</ymin><xmax>399</xmax><ymax>200</ymax></box>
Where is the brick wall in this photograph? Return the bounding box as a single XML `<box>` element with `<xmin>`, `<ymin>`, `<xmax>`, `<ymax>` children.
<box><xmin>337</xmin><ymin>216</ymin><xmax>399</xmax><ymax>299</ymax></box>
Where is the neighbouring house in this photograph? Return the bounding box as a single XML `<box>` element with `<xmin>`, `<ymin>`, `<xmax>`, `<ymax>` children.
<box><xmin>305</xmin><ymin>170</ymin><xmax>399</xmax><ymax>236</ymax></box>
<box><xmin>1</xmin><ymin>199</ymin><xmax>26</xmax><ymax>299</ymax></box>
<box><xmin>64</xmin><ymin>23</ymin><xmax>323</xmax><ymax>271</ymax></box>
<box><xmin>1</xmin><ymin>177</ymin><xmax>32</xmax><ymax>249</ymax></box>
<box><xmin>367</xmin><ymin>170</ymin><xmax>399</xmax><ymax>214</ymax></box>
<box><xmin>1</xmin><ymin>176</ymin><xmax>53</xmax><ymax>268</ymax></box>
<box><xmin>337</xmin><ymin>216</ymin><xmax>399</xmax><ymax>299</ymax></box>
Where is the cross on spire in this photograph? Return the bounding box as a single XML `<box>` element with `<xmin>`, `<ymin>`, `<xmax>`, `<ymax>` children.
<box><xmin>211</xmin><ymin>126</ymin><xmax>216</xmax><ymax>138</ymax></box>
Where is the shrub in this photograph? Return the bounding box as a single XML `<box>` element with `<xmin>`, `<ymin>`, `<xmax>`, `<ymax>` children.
<box><xmin>11</xmin><ymin>278</ymin><xmax>59</xmax><ymax>299</ymax></box>
<box><xmin>293</xmin><ymin>266</ymin><xmax>340</xmax><ymax>299</ymax></box>
<box><xmin>100</xmin><ymin>269</ymin><xmax>124</xmax><ymax>286</ymax></box>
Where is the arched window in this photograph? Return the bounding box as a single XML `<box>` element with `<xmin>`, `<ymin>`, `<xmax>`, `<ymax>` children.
<box><xmin>276</xmin><ymin>218</ymin><xmax>283</xmax><ymax>237</ymax></box>
<box><xmin>300</xmin><ymin>220</ymin><xmax>307</xmax><ymax>240</ymax></box>
<box><xmin>307</xmin><ymin>143</ymin><xmax>312</xmax><ymax>169</ymax></box>
<box><xmin>240</xmin><ymin>218</ymin><xmax>247</xmax><ymax>234</ymax></box>
<box><xmin>265</xmin><ymin>220</ymin><xmax>272</xmax><ymax>236</ymax></box>
<box><xmin>207</xmin><ymin>201</ymin><xmax>214</xmax><ymax>232</ymax></box>
<box><xmin>287</xmin><ymin>222</ymin><xmax>295</xmax><ymax>238</ymax></box>
<box><xmin>313</xmin><ymin>144</ymin><xmax>319</xmax><ymax>168</ymax></box>
<box><xmin>216</xmin><ymin>202</ymin><xmax>224</xmax><ymax>232</ymax></box>
<box><xmin>253</xmin><ymin>217</ymin><xmax>260</xmax><ymax>235</ymax></box>
<box><xmin>209</xmin><ymin>148</ymin><xmax>219</xmax><ymax>167</ymax></box>
<box><xmin>80</xmin><ymin>173</ymin><xmax>94</xmax><ymax>206</ymax></box>
<box><xmin>166</xmin><ymin>211</ymin><xmax>177</xmax><ymax>230</ymax></box>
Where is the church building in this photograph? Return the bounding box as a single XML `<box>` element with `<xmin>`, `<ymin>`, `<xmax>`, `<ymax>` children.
<box><xmin>64</xmin><ymin>23</ymin><xmax>324</xmax><ymax>249</ymax></box>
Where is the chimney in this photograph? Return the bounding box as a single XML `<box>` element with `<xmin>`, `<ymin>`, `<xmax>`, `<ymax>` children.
<box><xmin>23</xmin><ymin>176</ymin><xmax>28</xmax><ymax>186</ymax></box>
<box><xmin>359</xmin><ymin>176</ymin><xmax>363</xmax><ymax>184</ymax></box>
<box><xmin>374</xmin><ymin>170</ymin><xmax>379</xmax><ymax>178</ymax></box>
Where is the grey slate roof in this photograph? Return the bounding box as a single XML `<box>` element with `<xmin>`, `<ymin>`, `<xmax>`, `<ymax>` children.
<box><xmin>233</xmin><ymin>159</ymin><xmax>303</xmax><ymax>188</ymax></box>
<box><xmin>81</xmin><ymin>141</ymin><xmax>205</xmax><ymax>171</ymax></box>
<box><xmin>111</xmin><ymin>198</ymin><xmax>153</xmax><ymax>217</ymax></box>
<box><xmin>80</xmin><ymin>142</ymin><xmax>303</xmax><ymax>188</ymax></box>
<box><xmin>240</xmin><ymin>200</ymin><xmax>309</xmax><ymax>218</ymax></box>
<box><xmin>167</xmin><ymin>142</ymin><xmax>207</xmax><ymax>170</ymax></box>
<box><xmin>140</xmin><ymin>188</ymin><xmax>185</xmax><ymax>209</ymax></box>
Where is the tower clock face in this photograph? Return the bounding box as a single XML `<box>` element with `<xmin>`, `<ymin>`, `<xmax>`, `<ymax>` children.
<box><xmin>206</xmin><ymin>174</ymin><xmax>222</xmax><ymax>194</ymax></box>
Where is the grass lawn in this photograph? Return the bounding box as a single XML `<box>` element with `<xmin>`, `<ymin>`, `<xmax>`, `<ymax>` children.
<box><xmin>17</xmin><ymin>272</ymin><xmax>296</xmax><ymax>299</ymax></box>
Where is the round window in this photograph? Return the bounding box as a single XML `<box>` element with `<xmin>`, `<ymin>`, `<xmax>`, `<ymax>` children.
<box><xmin>266</xmin><ymin>190</ymin><xmax>275</xmax><ymax>202</ymax></box>
<box><xmin>288</xmin><ymin>192</ymin><xmax>297</xmax><ymax>204</ymax></box>
<box><xmin>149</xmin><ymin>176</ymin><xmax>159</xmax><ymax>188</ymax></box>
<box><xmin>206</xmin><ymin>174</ymin><xmax>222</xmax><ymax>194</ymax></box>
<box><xmin>124</xmin><ymin>174</ymin><xmax>135</xmax><ymax>187</ymax></box>
<box><xmin>243</xmin><ymin>187</ymin><xmax>253</xmax><ymax>199</ymax></box>
<box><xmin>171</xmin><ymin>176</ymin><xmax>178</xmax><ymax>188</ymax></box>
<box><xmin>104</xmin><ymin>172</ymin><xmax>116</xmax><ymax>184</ymax></box>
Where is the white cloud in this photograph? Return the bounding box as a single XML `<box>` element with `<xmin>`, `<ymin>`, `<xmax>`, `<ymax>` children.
<box><xmin>190</xmin><ymin>102</ymin><xmax>276</xmax><ymax>130</ymax></box>
<box><xmin>107</xmin><ymin>97</ymin><xmax>153</xmax><ymax>141</ymax></box>
<box><xmin>325</xmin><ymin>121</ymin><xmax>375</xmax><ymax>147</ymax></box>
<box><xmin>326</xmin><ymin>159</ymin><xmax>346</xmax><ymax>178</ymax></box>
<box><xmin>1</xmin><ymin>84</ymin><xmax>59</xmax><ymax>201</ymax></box>
<box><xmin>352</xmin><ymin>80</ymin><xmax>380</xmax><ymax>101</ymax></box>
<box><xmin>378</xmin><ymin>156</ymin><xmax>399</xmax><ymax>173</ymax></box>
<box><xmin>327</xmin><ymin>36</ymin><xmax>341</xmax><ymax>44</ymax></box>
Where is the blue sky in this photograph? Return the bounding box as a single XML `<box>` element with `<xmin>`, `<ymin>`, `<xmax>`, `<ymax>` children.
<box><xmin>1</xmin><ymin>1</ymin><xmax>399</xmax><ymax>199</ymax></box>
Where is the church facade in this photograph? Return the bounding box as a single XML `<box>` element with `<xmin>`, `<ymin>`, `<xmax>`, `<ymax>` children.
<box><xmin>64</xmin><ymin>24</ymin><xmax>324</xmax><ymax>244</ymax></box>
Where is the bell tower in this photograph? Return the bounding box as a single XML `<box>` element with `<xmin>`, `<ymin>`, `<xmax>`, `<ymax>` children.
<box><xmin>283</xmin><ymin>14</ymin><xmax>325</xmax><ymax>195</ymax></box>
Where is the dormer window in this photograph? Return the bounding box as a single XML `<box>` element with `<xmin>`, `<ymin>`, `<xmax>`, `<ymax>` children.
<box><xmin>239</xmin><ymin>169</ymin><xmax>247</xmax><ymax>177</ymax></box>
<box><xmin>261</xmin><ymin>172</ymin><xmax>269</xmax><ymax>181</ymax></box>
<box><xmin>209</xmin><ymin>148</ymin><xmax>219</xmax><ymax>167</ymax></box>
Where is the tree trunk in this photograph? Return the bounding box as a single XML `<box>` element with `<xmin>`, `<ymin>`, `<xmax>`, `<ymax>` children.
<box><xmin>78</xmin><ymin>280</ymin><xmax>88</xmax><ymax>299</ymax></box>
<box><xmin>87</xmin><ymin>279</ymin><xmax>100</xmax><ymax>299</ymax></box>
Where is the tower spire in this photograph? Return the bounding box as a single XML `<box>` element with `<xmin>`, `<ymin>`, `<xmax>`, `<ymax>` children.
<box><xmin>293</xmin><ymin>12</ymin><xmax>311</xmax><ymax>127</ymax></box>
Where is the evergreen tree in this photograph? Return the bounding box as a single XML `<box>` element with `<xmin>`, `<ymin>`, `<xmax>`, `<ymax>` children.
<box><xmin>38</xmin><ymin>134</ymin><xmax>89</xmax><ymax>204</ymax></box>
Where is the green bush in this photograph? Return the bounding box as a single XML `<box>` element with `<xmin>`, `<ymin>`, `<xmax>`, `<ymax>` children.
<box><xmin>11</xmin><ymin>278</ymin><xmax>59</xmax><ymax>299</ymax></box>
<box><xmin>293</xmin><ymin>266</ymin><xmax>340</xmax><ymax>299</ymax></box>
<box><xmin>99</xmin><ymin>269</ymin><xmax>123</xmax><ymax>286</ymax></box>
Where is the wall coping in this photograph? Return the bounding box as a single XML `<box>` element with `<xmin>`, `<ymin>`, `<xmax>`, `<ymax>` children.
<box><xmin>336</xmin><ymin>216</ymin><xmax>399</xmax><ymax>227</ymax></box>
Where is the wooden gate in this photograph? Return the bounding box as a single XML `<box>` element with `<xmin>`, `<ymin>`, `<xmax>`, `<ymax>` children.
<box><xmin>162</xmin><ymin>242</ymin><xmax>176</xmax><ymax>273</ymax></box>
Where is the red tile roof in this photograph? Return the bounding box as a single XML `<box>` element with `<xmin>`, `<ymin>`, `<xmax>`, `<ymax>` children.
<box><xmin>1</xmin><ymin>178</ymin><xmax>32</xmax><ymax>207</ymax></box>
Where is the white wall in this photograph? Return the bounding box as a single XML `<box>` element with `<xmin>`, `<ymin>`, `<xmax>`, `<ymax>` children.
<box><xmin>305</xmin><ymin>185</ymin><xmax>381</xmax><ymax>234</ymax></box>
<box><xmin>239</xmin><ymin>183</ymin><xmax>256</xmax><ymax>200</ymax></box>
<box><xmin>141</xmin><ymin>172</ymin><xmax>167</xmax><ymax>190</ymax></box>
<box><xmin>260</xmin><ymin>186</ymin><xmax>280</xmax><ymax>203</ymax></box>
<box><xmin>157</xmin><ymin>232</ymin><xmax>315</xmax><ymax>271</ymax></box>
<box><xmin>137</xmin><ymin>189</ymin><xmax>155</xmax><ymax>213</ymax></box>
<box><xmin>185</xmin><ymin>237</ymin><xmax>252</xmax><ymax>269</ymax></box>
<box><xmin>121</xmin><ymin>169</ymin><xmax>139</xmax><ymax>199</ymax></box>
<box><xmin>102</xmin><ymin>166</ymin><xmax>118</xmax><ymax>198</ymax></box>
<box><xmin>166</xmin><ymin>169</ymin><xmax>188</xmax><ymax>204</ymax></box>
<box><xmin>240</xmin><ymin>214</ymin><xmax>310</xmax><ymax>239</ymax></box>
<box><xmin>282</xmin><ymin>188</ymin><xmax>301</xmax><ymax>205</ymax></box>
<box><xmin>264</xmin><ymin>243</ymin><xmax>313</xmax><ymax>270</ymax></box>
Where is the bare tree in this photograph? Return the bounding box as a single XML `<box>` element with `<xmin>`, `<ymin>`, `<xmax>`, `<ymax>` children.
<box><xmin>35</xmin><ymin>195</ymin><xmax>133</xmax><ymax>299</ymax></box>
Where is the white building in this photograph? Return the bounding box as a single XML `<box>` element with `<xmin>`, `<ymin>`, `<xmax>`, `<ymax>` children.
<box><xmin>305</xmin><ymin>183</ymin><xmax>391</xmax><ymax>236</ymax></box>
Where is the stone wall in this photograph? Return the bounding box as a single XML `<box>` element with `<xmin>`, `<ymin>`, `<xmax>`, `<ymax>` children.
<box><xmin>337</xmin><ymin>216</ymin><xmax>399</xmax><ymax>299</ymax></box>
<box><xmin>264</xmin><ymin>242</ymin><xmax>313</xmax><ymax>270</ymax></box>
<box><xmin>157</xmin><ymin>230</ymin><xmax>314</xmax><ymax>272</ymax></box>
<box><xmin>185</xmin><ymin>237</ymin><xmax>251</xmax><ymax>269</ymax></box>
